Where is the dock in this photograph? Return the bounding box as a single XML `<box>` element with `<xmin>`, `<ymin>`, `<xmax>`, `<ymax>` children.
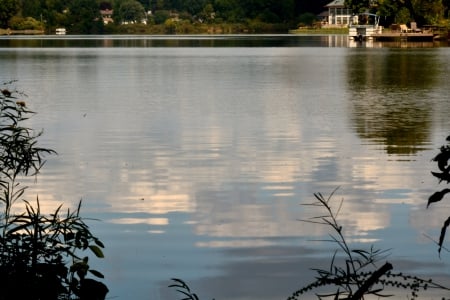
<box><xmin>371</xmin><ymin>32</ymin><xmax>435</xmax><ymax>41</ymax></box>
<box><xmin>349</xmin><ymin>20</ymin><xmax>449</xmax><ymax>42</ymax></box>
<box><xmin>372</xmin><ymin>24</ymin><xmax>448</xmax><ymax>41</ymax></box>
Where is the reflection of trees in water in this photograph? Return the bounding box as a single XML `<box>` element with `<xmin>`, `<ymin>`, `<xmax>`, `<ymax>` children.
<box><xmin>347</xmin><ymin>50</ymin><xmax>439</xmax><ymax>155</ymax></box>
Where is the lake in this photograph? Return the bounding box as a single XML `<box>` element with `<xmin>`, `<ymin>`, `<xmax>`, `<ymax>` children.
<box><xmin>1</xmin><ymin>34</ymin><xmax>450</xmax><ymax>300</ymax></box>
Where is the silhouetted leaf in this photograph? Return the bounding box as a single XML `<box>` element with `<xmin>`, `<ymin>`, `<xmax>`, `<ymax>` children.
<box><xmin>95</xmin><ymin>239</ymin><xmax>105</xmax><ymax>248</ymax></box>
<box><xmin>169</xmin><ymin>278</ymin><xmax>202</xmax><ymax>300</ymax></box>
<box><xmin>89</xmin><ymin>245</ymin><xmax>104</xmax><ymax>258</ymax></box>
<box><xmin>438</xmin><ymin>217</ymin><xmax>450</xmax><ymax>255</ymax></box>
<box><xmin>427</xmin><ymin>189</ymin><xmax>450</xmax><ymax>208</ymax></box>
<box><xmin>431</xmin><ymin>171</ymin><xmax>450</xmax><ymax>183</ymax></box>
<box><xmin>88</xmin><ymin>269</ymin><xmax>105</xmax><ymax>279</ymax></box>
<box><xmin>352</xmin><ymin>249</ymin><xmax>369</xmax><ymax>260</ymax></box>
<box><xmin>432</xmin><ymin>150</ymin><xmax>450</xmax><ymax>172</ymax></box>
<box><xmin>169</xmin><ymin>278</ymin><xmax>191</xmax><ymax>291</ymax></box>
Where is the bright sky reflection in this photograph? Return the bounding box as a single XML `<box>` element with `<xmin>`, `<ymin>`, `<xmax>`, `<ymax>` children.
<box><xmin>2</xmin><ymin>40</ymin><xmax>450</xmax><ymax>300</ymax></box>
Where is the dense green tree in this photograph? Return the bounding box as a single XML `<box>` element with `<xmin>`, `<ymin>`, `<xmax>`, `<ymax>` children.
<box><xmin>198</xmin><ymin>3</ymin><xmax>215</xmax><ymax>23</ymax></box>
<box><xmin>298</xmin><ymin>12</ymin><xmax>318</xmax><ymax>26</ymax></box>
<box><xmin>115</xmin><ymin>0</ymin><xmax>146</xmax><ymax>23</ymax></box>
<box><xmin>152</xmin><ymin>9</ymin><xmax>170</xmax><ymax>24</ymax></box>
<box><xmin>396</xmin><ymin>6</ymin><xmax>412</xmax><ymax>23</ymax></box>
<box><xmin>444</xmin><ymin>0</ymin><xmax>450</xmax><ymax>17</ymax></box>
<box><xmin>29</xmin><ymin>0</ymin><xmax>67</xmax><ymax>30</ymax></box>
<box><xmin>8</xmin><ymin>16</ymin><xmax>43</xmax><ymax>30</ymax></box>
<box><xmin>377</xmin><ymin>0</ymin><xmax>415</xmax><ymax>25</ymax></box>
<box><xmin>162</xmin><ymin>0</ymin><xmax>181</xmax><ymax>10</ymax></box>
<box><xmin>296</xmin><ymin>0</ymin><xmax>330</xmax><ymax>15</ymax></box>
<box><xmin>212</xmin><ymin>0</ymin><xmax>245</xmax><ymax>22</ymax></box>
<box><xmin>135</xmin><ymin>0</ymin><xmax>150</xmax><ymax>10</ymax></box>
<box><xmin>180</xmin><ymin>0</ymin><xmax>207</xmax><ymax>16</ymax></box>
<box><xmin>3</xmin><ymin>0</ymin><xmax>450</xmax><ymax>31</ymax></box>
<box><xmin>233</xmin><ymin>0</ymin><xmax>295</xmax><ymax>23</ymax></box>
<box><xmin>100</xmin><ymin>1</ymin><xmax>113</xmax><ymax>10</ymax></box>
<box><xmin>377</xmin><ymin>0</ymin><xmax>400</xmax><ymax>24</ymax></box>
<box><xmin>412</xmin><ymin>0</ymin><xmax>444</xmax><ymax>24</ymax></box>
<box><xmin>345</xmin><ymin>0</ymin><xmax>373</xmax><ymax>13</ymax></box>
<box><xmin>66</xmin><ymin>0</ymin><xmax>103</xmax><ymax>33</ymax></box>
<box><xmin>349</xmin><ymin>0</ymin><xmax>445</xmax><ymax>25</ymax></box>
<box><xmin>239</xmin><ymin>0</ymin><xmax>266</xmax><ymax>19</ymax></box>
<box><xmin>0</xmin><ymin>0</ymin><xmax>19</xmax><ymax>28</ymax></box>
<box><xmin>279</xmin><ymin>0</ymin><xmax>296</xmax><ymax>22</ymax></box>
<box><xmin>19</xmin><ymin>0</ymin><xmax>42</xmax><ymax>20</ymax></box>
<box><xmin>154</xmin><ymin>0</ymin><xmax>165</xmax><ymax>10</ymax></box>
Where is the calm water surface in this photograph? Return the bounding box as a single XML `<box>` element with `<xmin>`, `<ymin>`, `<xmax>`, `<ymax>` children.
<box><xmin>1</xmin><ymin>35</ymin><xmax>450</xmax><ymax>300</ymax></box>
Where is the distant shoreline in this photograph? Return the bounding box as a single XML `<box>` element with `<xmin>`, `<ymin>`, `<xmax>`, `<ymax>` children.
<box><xmin>289</xmin><ymin>28</ymin><xmax>349</xmax><ymax>35</ymax></box>
<box><xmin>1</xmin><ymin>26</ymin><xmax>345</xmax><ymax>36</ymax></box>
<box><xmin>0</xmin><ymin>29</ymin><xmax>45</xmax><ymax>35</ymax></box>
<box><xmin>0</xmin><ymin>25</ymin><xmax>349</xmax><ymax>36</ymax></box>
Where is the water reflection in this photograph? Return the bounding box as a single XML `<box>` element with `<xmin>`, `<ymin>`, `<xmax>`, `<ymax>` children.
<box><xmin>346</xmin><ymin>49</ymin><xmax>440</xmax><ymax>155</ymax></box>
<box><xmin>0</xmin><ymin>34</ymin><xmax>346</xmax><ymax>48</ymax></box>
<box><xmin>348</xmin><ymin>39</ymin><xmax>448</xmax><ymax>48</ymax></box>
<box><xmin>1</xmin><ymin>34</ymin><xmax>449</xmax><ymax>49</ymax></box>
<box><xmin>1</xmin><ymin>43</ymin><xmax>450</xmax><ymax>300</ymax></box>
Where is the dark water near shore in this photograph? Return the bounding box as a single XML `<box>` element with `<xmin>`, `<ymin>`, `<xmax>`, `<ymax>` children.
<box><xmin>1</xmin><ymin>35</ymin><xmax>450</xmax><ymax>299</ymax></box>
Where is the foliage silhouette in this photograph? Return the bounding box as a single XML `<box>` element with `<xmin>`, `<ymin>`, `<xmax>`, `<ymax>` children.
<box><xmin>287</xmin><ymin>188</ymin><xmax>450</xmax><ymax>300</ymax></box>
<box><xmin>0</xmin><ymin>82</ymin><xmax>108</xmax><ymax>300</ymax></box>
<box><xmin>427</xmin><ymin>135</ymin><xmax>450</xmax><ymax>255</ymax></box>
<box><xmin>169</xmin><ymin>189</ymin><xmax>450</xmax><ymax>300</ymax></box>
<box><xmin>430</xmin><ymin>138</ymin><xmax>450</xmax><ymax>184</ymax></box>
<box><xmin>169</xmin><ymin>278</ymin><xmax>204</xmax><ymax>300</ymax></box>
<box><xmin>169</xmin><ymin>188</ymin><xmax>450</xmax><ymax>300</ymax></box>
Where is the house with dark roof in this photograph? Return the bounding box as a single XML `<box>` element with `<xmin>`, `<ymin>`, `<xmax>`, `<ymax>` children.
<box><xmin>323</xmin><ymin>0</ymin><xmax>354</xmax><ymax>27</ymax></box>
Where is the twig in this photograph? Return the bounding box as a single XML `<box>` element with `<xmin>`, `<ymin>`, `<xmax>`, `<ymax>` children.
<box><xmin>349</xmin><ymin>262</ymin><xmax>393</xmax><ymax>300</ymax></box>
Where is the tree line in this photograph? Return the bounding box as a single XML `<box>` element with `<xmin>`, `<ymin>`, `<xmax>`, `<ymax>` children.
<box><xmin>0</xmin><ymin>0</ymin><xmax>449</xmax><ymax>34</ymax></box>
<box><xmin>346</xmin><ymin>0</ymin><xmax>450</xmax><ymax>28</ymax></box>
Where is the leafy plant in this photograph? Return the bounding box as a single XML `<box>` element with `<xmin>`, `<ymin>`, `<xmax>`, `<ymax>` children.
<box><xmin>427</xmin><ymin>135</ymin><xmax>450</xmax><ymax>255</ymax></box>
<box><xmin>169</xmin><ymin>188</ymin><xmax>450</xmax><ymax>300</ymax></box>
<box><xmin>169</xmin><ymin>278</ymin><xmax>204</xmax><ymax>300</ymax></box>
<box><xmin>0</xmin><ymin>82</ymin><xmax>108</xmax><ymax>300</ymax></box>
<box><xmin>287</xmin><ymin>188</ymin><xmax>450</xmax><ymax>300</ymax></box>
<box><xmin>0</xmin><ymin>82</ymin><xmax>54</xmax><ymax>226</ymax></box>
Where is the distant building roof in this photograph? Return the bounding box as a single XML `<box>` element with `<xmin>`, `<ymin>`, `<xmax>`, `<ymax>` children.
<box><xmin>100</xmin><ymin>9</ymin><xmax>113</xmax><ymax>16</ymax></box>
<box><xmin>325</xmin><ymin>0</ymin><xmax>346</xmax><ymax>7</ymax></box>
<box><xmin>318</xmin><ymin>11</ymin><xmax>329</xmax><ymax>18</ymax></box>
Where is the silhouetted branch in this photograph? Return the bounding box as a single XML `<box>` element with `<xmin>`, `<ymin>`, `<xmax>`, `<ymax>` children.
<box><xmin>349</xmin><ymin>262</ymin><xmax>393</xmax><ymax>300</ymax></box>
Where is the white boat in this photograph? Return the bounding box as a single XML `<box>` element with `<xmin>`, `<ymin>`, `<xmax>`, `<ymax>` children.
<box><xmin>349</xmin><ymin>13</ymin><xmax>382</xmax><ymax>41</ymax></box>
<box><xmin>55</xmin><ymin>28</ymin><xmax>66</xmax><ymax>35</ymax></box>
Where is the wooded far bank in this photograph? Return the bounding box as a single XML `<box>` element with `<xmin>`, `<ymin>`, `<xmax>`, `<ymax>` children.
<box><xmin>0</xmin><ymin>0</ymin><xmax>449</xmax><ymax>34</ymax></box>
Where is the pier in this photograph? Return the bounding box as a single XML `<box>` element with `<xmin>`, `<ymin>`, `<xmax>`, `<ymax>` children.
<box><xmin>371</xmin><ymin>32</ymin><xmax>435</xmax><ymax>41</ymax></box>
<box><xmin>372</xmin><ymin>24</ymin><xmax>448</xmax><ymax>41</ymax></box>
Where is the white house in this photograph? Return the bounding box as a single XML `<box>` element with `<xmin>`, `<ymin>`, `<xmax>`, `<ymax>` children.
<box><xmin>100</xmin><ymin>9</ymin><xmax>114</xmax><ymax>24</ymax></box>
<box><xmin>324</xmin><ymin>0</ymin><xmax>353</xmax><ymax>27</ymax></box>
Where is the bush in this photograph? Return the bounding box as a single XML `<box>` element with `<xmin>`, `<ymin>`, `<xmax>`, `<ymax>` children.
<box><xmin>247</xmin><ymin>20</ymin><xmax>288</xmax><ymax>33</ymax></box>
<box><xmin>153</xmin><ymin>10</ymin><xmax>171</xmax><ymax>25</ymax></box>
<box><xmin>297</xmin><ymin>12</ymin><xmax>318</xmax><ymax>27</ymax></box>
<box><xmin>287</xmin><ymin>189</ymin><xmax>450</xmax><ymax>300</ymax></box>
<box><xmin>8</xmin><ymin>16</ymin><xmax>43</xmax><ymax>30</ymax></box>
<box><xmin>0</xmin><ymin>82</ymin><xmax>107</xmax><ymax>300</ymax></box>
